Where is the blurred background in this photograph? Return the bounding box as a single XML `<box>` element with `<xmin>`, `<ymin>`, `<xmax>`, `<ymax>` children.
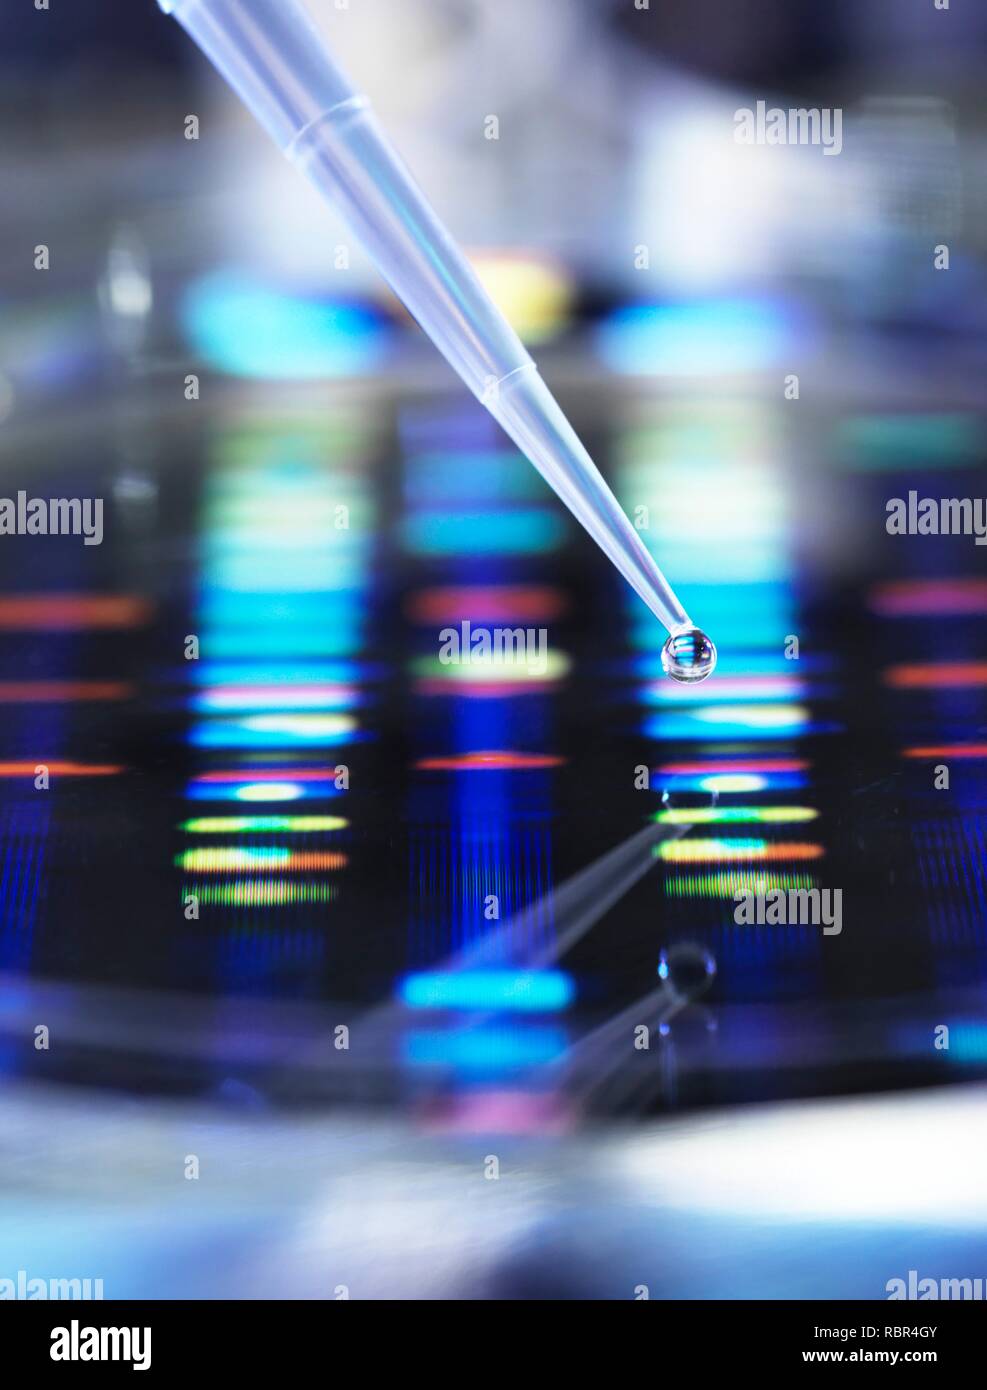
<box><xmin>0</xmin><ymin>0</ymin><xmax>986</xmax><ymax>1299</ymax></box>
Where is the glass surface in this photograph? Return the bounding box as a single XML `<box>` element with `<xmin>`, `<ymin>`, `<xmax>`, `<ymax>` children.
<box><xmin>1</xmin><ymin>364</ymin><xmax>984</xmax><ymax>1114</ymax></box>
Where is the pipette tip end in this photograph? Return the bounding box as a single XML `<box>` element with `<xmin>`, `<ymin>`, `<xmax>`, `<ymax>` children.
<box><xmin>661</xmin><ymin>628</ymin><xmax>717</xmax><ymax>683</ymax></box>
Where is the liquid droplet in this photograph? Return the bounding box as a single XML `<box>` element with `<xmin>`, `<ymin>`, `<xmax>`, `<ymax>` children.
<box><xmin>661</xmin><ymin>628</ymin><xmax>717</xmax><ymax>683</ymax></box>
<box><xmin>657</xmin><ymin>944</ymin><xmax>717</xmax><ymax>999</ymax></box>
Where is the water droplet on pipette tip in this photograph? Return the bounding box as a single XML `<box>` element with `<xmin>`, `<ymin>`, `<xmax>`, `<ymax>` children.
<box><xmin>661</xmin><ymin>628</ymin><xmax>717</xmax><ymax>683</ymax></box>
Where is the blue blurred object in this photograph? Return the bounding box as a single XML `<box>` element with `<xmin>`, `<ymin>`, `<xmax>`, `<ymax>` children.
<box><xmin>180</xmin><ymin>270</ymin><xmax>388</xmax><ymax>379</ymax></box>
